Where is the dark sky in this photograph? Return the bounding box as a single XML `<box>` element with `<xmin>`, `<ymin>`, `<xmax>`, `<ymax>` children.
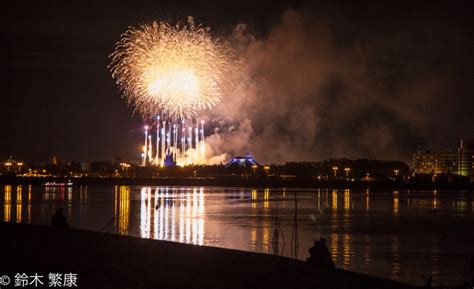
<box><xmin>0</xmin><ymin>0</ymin><xmax>472</xmax><ymax>163</ymax></box>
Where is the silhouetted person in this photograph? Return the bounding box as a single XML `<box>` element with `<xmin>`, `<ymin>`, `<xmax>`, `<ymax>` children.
<box><xmin>307</xmin><ymin>238</ymin><xmax>335</xmax><ymax>270</ymax></box>
<box><xmin>51</xmin><ymin>208</ymin><xmax>69</xmax><ymax>228</ymax></box>
<box><xmin>422</xmin><ymin>275</ymin><xmax>433</xmax><ymax>288</ymax></box>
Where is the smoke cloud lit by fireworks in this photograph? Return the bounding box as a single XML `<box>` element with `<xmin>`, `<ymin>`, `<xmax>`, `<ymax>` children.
<box><xmin>203</xmin><ymin>9</ymin><xmax>471</xmax><ymax>164</ymax></box>
<box><xmin>109</xmin><ymin>18</ymin><xmax>236</xmax><ymax>120</ymax></box>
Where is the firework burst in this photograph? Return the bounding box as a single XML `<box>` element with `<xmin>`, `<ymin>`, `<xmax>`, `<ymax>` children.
<box><xmin>110</xmin><ymin>20</ymin><xmax>234</xmax><ymax>120</ymax></box>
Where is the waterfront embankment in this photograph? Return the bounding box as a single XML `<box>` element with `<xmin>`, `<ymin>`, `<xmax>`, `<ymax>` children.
<box><xmin>1</xmin><ymin>222</ymin><xmax>418</xmax><ymax>289</ymax></box>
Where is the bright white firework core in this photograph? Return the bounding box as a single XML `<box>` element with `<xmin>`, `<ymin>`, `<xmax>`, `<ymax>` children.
<box><xmin>109</xmin><ymin>21</ymin><xmax>237</xmax><ymax>120</ymax></box>
<box><xmin>148</xmin><ymin>70</ymin><xmax>199</xmax><ymax>101</ymax></box>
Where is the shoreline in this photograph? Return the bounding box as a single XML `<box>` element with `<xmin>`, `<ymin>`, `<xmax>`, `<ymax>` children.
<box><xmin>2</xmin><ymin>222</ymin><xmax>418</xmax><ymax>289</ymax></box>
<box><xmin>1</xmin><ymin>176</ymin><xmax>473</xmax><ymax>190</ymax></box>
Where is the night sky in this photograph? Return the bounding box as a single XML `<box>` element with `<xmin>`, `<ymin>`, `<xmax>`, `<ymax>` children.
<box><xmin>1</xmin><ymin>0</ymin><xmax>472</xmax><ymax>163</ymax></box>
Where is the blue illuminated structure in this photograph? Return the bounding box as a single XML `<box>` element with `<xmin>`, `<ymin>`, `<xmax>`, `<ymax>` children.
<box><xmin>225</xmin><ymin>154</ymin><xmax>261</xmax><ymax>167</ymax></box>
<box><xmin>163</xmin><ymin>152</ymin><xmax>176</xmax><ymax>167</ymax></box>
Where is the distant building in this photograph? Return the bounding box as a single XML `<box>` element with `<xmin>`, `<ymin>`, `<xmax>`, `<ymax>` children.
<box><xmin>225</xmin><ymin>154</ymin><xmax>261</xmax><ymax>167</ymax></box>
<box><xmin>163</xmin><ymin>152</ymin><xmax>176</xmax><ymax>167</ymax></box>
<box><xmin>413</xmin><ymin>149</ymin><xmax>457</xmax><ymax>174</ymax></box>
<box><xmin>413</xmin><ymin>138</ymin><xmax>474</xmax><ymax>180</ymax></box>
<box><xmin>2</xmin><ymin>156</ymin><xmax>25</xmax><ymax>174</ymax></box>
<box><xmin>457</xmin><ymin>139</ymin><xmax>474</xmax><ymax>178</ymax></box>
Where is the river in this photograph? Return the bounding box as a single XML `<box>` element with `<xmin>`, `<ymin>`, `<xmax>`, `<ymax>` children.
<box><xmin>1</xmin><ymin>185</ymin><xmax>473</xmax><ymax>286</ymax></box>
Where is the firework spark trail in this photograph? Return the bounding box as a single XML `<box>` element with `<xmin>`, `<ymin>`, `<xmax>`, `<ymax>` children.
<box><xmin>109</xmin><ymin>21</ymin><xmax>235</xmax><ymax>120</ymax></box>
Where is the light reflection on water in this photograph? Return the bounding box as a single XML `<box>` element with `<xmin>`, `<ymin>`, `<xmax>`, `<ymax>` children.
<box><xmin>135</xmin><ymin>187</ymin><xmax>205</xmax><ymax>245</ymax></box>
<box><xmin>4</xmin><ymin>185</ymin><xmax>11</xmax><ymax>222</ymax></box>
<box><xmin>0</xmin><ymin>185</ymin><xmax>473</xmax><ymax>286</ymax></box>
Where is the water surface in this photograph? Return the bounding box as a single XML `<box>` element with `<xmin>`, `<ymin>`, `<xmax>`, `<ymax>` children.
<box><xmin>1</xmin><ymin>185</ymin><xmax>473</xmax><ymax>286</ymax></box>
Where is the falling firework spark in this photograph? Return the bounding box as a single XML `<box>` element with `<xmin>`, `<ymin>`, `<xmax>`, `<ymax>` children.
<box><xmin>109</xmin><ymin>20</ymin><xmax>234</xmax><ymax>120</ymax></box>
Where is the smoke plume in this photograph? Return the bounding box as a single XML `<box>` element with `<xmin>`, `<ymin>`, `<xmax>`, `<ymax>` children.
<box><xmin>204</xmin><ymin>8</ymin><xmax>472</xmax><ymax>164</ymax></box>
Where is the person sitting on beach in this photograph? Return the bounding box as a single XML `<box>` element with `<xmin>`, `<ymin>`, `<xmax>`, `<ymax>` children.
<box><xmin>307</xmin><ymin>238</ymin><xmax>335</xmax><ymax>270</ymax></box>
<box><xmin>51</xmin><ymin>208</ymin><xmax>69</xmax><ymax>228</ymax></box>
